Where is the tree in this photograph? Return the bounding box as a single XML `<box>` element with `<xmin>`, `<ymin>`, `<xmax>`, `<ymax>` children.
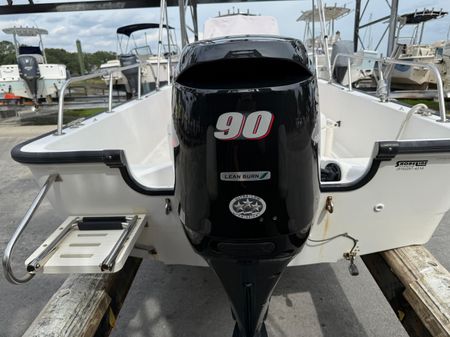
<box><xmin>85</xmin><ymin>51</ymin><xmax>117</xmax><ymax>71</ymax></box>
<box><xmin>45</xmin><ymin>48</ymin><xmax>81</xmax><ymax>75</ymax></box>
<box><xmin>0</xmin><ymin>40</ymin><xmax>116</xmax><ymax>75</ymax></box>
<box><xmin>0</xmin><ymin>40</ymin><xmax>16</xmax><ymax>64</ymax></box>
<box><xmin>45</xmin><ymin>48</ymin><xmax>116</xmax><ymax>75</ymax></box>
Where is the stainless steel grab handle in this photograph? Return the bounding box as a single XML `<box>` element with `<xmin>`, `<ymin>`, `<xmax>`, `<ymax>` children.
<box><xmin>2</xmin><ymin>174</ymin><xmax>60</xmax><ymax>284</ymax></box>
<box><xmin>56</xmin><ymin>63</ymin><xmax>143</xmax><ymax>136</ymax></box>
<box><xmin>329</xmin><ymin>53</ymin><xmax>447</xmax><ymax>123</ymax></box>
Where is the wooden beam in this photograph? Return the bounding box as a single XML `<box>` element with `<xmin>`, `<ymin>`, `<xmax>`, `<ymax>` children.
<box><xmin>384</xmin><ymin>246</ymin><xmax>450</xmax><ymax>336</ymax></box>
<box><xmin>22</xmin><ymin>257</ymin><xmax>142</xmax><ymax>337</ymax></box>
<box><xmin>362</xmin><ymin>253</ymin><xmax>432</xmax><ymax>337</ymax></box>
<box><xmin>0</xmin><ymin>0</ymin><xmax>292</xmax><ymax>15</ymax></box>
<box><xmin>363</xmin><ymin>246</ymin><xmax>450</xmax><ymax>337</ymax></box>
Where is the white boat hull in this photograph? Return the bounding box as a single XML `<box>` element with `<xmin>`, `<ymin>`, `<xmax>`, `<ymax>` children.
<box><xmin>0</xmin><ymin>64</ymin><xmax>67</xmax><ymax>99</ymax></box>
<box><xmin>12</xmin><ymin>81</ymin><xmax>450</xmax><ymax>267</ymax></box>
<box><xmin>100</xmin><ymin>58</ymin><xmax>173</xmax><ymax>92</ymax></box>
<box><xmin>390</xmin><ymin>63</ymin><xmax>433</xmax><ymax>88</ymax></box>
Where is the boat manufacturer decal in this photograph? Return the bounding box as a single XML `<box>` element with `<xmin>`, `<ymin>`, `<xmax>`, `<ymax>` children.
<box><xmin>229</xmin><ymin>194</ymin><xmax>266</xmax><ymax>219</ymax></box>
<box><xmin>214</xmin><ymin>111</ymin><xmax>274</xmax><ymax>140</ymax></box>
<box><xmin>220</xmin><ymin>171</ymin><xmax>271</xmax><ymax>182</ymax></box>
<box><xmin>395</xmin><ymin>160</ymin><xmax>428</xmax><ymax>170</ymax></box>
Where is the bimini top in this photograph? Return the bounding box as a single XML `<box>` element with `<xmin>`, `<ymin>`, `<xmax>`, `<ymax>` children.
<box><xmin>297</xmin><ymin>5</ymin><xmax>350</xmax><ymax>22</ymax></box>
<box><xmin>116</xmin><ymin>23</ymin><xmax>174</xmax><ymax>36</ymax></box>
<box><xmin>399</xmin><ymin>9</ymin><xmax>448</xmax><ymax>25</ymax></box>
<box><xmin>2</xmin><ymin>27</ymin><xmax>48</xmax><ymax>36</ymax></box>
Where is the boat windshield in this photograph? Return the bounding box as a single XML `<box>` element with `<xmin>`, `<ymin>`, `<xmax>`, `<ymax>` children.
<box><xmin>133</xmin><ymin>46</ymin><xmax>153</xmax><ymax>57</ymax></box>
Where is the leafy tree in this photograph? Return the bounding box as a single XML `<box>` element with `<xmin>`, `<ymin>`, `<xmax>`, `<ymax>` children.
<box><xmin>0</xmin><ymin>40</ymin><xmax>16</xmax><ymax>64</ymax></box>
<box><xmin>86</xmin><ymin>51</ymin><xmax>117</xmax><ymax>71</ymax></box>
<box><xmin>0</xmin><ymin>40</ymin><xmax>116</xmax><ymax>75</ymax></box>
<box><xmin>45</xmin><ymin>48</ymin><xmax>82</xmax><ymax>75</ymax></box>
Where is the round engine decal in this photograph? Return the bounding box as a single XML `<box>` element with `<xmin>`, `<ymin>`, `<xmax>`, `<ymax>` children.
<box><xmin>229</xmin><ymin>194</ymin><xmax>266</xmax><ymax>219</ymax></box>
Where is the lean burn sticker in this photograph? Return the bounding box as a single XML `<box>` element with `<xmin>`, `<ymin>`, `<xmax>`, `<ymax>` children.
<box><xmin>229</xmin><ymin>194</ymin><xmax>266</xmax><ymax>219</ymax></box>
<box><xmin>220</xmin><ymin>171</ymin><xmax>271</xmax><ymax>182</ymax></box>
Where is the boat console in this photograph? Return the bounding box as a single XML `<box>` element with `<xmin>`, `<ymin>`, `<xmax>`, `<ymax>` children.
<box><xmin>173</xmin><ymin>35</ymin><xmax>318</xmax><ymax>337</ymax></box>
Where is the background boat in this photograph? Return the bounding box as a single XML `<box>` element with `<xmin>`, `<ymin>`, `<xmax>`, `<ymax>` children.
<box><xmin>0</xmin><ymin>26</ymin><xmax>68</xmax><ymax>104</ymax></box>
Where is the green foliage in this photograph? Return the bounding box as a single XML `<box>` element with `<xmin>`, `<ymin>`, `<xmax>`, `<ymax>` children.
<box><xmin>85</xmin><ymin>51</ymin><xmax>117</xmax><ymax>70</ymax></box>
<box><xmin>397</xmin><ymin>98</ymin><xmax>450</xmax><ymax>115</ymax></box>
<box><xmin>45</xmin><ymin>48</ymin><xmax>81</xmax><ymax>75</ymax></box>
<box><xmin>68</xmin><ymin>107</ymin><xmax>106</xmax><ymax>116</ymax></box>
<box><xmin>0</xmin><ymin>40</ymin><xmax>116</xmax><ymax>76</ymax></box>
<box><xmin>0</xmin><ymin>40</ymin><xmax>16</xmax><ymax>65</ymax></box>
<box><xmin>45</xmin><ymin>48</ymin><xmax>116</xmax><ymax>75</ymax></box>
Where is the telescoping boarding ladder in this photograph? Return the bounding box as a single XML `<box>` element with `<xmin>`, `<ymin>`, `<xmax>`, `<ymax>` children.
<box><xmin>26</xmin><ymin>215</ymin><xmax>147</xmax><ymax>274</ymax></box>
<box><xmin>3</xmin><ymin>175</ymin><xmax>148</xmax><ymax>283</ymax></box>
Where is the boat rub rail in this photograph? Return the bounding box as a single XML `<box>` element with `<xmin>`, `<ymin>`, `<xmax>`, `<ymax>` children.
<box><xmin>11</xmin><ymin>130</ymin><xmax>450</xmax><ymax>195</ymax></box>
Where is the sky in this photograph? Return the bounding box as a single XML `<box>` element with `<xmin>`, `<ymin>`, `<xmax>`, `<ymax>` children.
<box><xmin>0</xmin><ymin>0</ymin><xmax>449</xmax><ymax>54</ymax></box>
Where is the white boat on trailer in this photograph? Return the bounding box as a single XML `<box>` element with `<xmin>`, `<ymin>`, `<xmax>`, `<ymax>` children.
<box><xmin>0</xmin><ymin>26</ymin><xmax>68</xmax><ymax>104</ymax></box>
<box><xmin>390</xmin><ymin>9</ymin><xmax>450</xmax><ymax>92</ymax></box>
<box><xmin>4</xmin><ymin>3</ymin><xmax>450</xmax><ymax>337</ymax></box>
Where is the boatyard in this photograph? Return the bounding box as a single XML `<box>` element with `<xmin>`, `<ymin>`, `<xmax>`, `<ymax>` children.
<box><xmin>1</xmin><ymin>0</ymin><xmax>450</xmax><ymax>336</ymax></box>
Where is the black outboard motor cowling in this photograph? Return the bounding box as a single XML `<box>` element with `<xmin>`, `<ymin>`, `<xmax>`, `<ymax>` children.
<box><xmin>17</xmin><ymin>55</ymin><xmax>41</xmax><ymax>102</ymax></box>
<box><xmin>119</xmin><ymin>54</ymin><xmax>139</xmax><ymax>97</ymax></box>
<box><xmin>173</xmin><ymin>36</ymin><xmax>319</xmax><ymax>337</ymax></box>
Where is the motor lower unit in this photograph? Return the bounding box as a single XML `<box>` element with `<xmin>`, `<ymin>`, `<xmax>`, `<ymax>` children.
<box><xmin>119</xmin><ymin>54</ymin><xmax>139</xmax><ymax>97</ymax></box>
<box><xmin>173</xmin><ymin>36</ymin><xmax>319</xmax><ymax>337</ymax></box>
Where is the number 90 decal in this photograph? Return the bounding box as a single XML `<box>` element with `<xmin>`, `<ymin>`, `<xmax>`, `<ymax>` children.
<box><xmin>214</xmin><ymin>111</ymin><xmax>274</xmax><ymax>141</ymax></box>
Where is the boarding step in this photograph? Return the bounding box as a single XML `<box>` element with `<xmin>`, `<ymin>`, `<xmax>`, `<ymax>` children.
<box><xmin>25</xmin><ymin>214</ymin><xmax>147</xmax><ymax>274</ymax></box>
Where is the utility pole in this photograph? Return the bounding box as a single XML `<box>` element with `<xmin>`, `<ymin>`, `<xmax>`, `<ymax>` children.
<box><xmin>353</xmin><ymin>0</ymin><xmax>361</xmax><ymax>52</ymax></box>
<box><xmin>76</xmin><ymin>39</ymin><xmax>86</xmax><ymax>75</ymax></box>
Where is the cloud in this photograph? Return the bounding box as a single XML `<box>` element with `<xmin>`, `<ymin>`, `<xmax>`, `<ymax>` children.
<box><xmin>0</xmin><ymin>7</ymin><xmax>163</xmax><ymax>52</ymax></box>
<box><xmin>0</xmin><ymin>0</ymin><xmax>448</xmax><ymax>55</ymax></box>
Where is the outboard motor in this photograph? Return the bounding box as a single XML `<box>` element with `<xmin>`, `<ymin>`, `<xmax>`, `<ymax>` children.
<box><xmin>17</xmin><ymin>55</ymin><xmax>41</xmax><ymax>103</ymax></box>
<box><xmin>331</xmin><ymin>40</ymin><xmax>353</xmax><ymax>84</ymax></box>
<box><xmin>119</xmin><ymin>54</ymin><xmax>139</xmax><ymax>97</ymax></box>
<box><xmin>173</xmin><ymin>36</ymin><xmax>319</xmax><ymax>337</ymax></box>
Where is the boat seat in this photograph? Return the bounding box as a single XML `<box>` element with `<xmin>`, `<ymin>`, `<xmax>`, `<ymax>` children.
<box><xmin>320</xmin><ymin>156</ymin><xmax>370</xmax><ymax>183</ymax></box>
